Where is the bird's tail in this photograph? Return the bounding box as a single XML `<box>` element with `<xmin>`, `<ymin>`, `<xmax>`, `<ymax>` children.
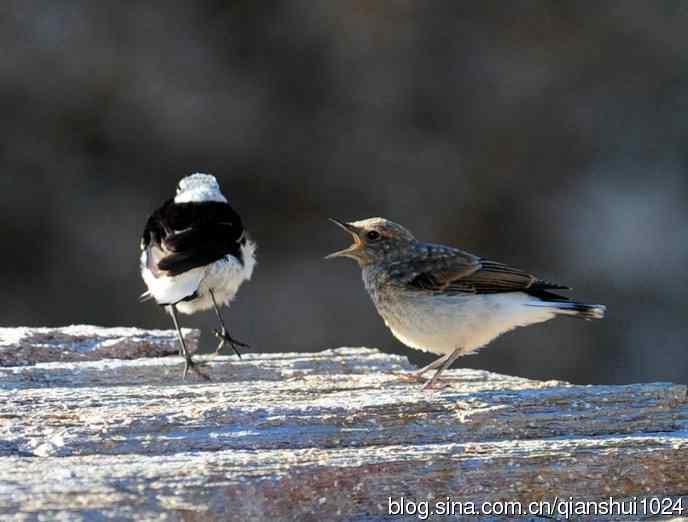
<box><xmin>527</xmin><ymin>300</ymin><xmax>606</xmax><ymax>320</ymax></box>
<box><xmin>139</xmin><ymin>291</ymin><xmax>153</xmax><ymax>303</ymax></box>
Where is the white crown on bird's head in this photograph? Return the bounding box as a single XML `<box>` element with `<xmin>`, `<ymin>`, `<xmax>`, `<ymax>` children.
<box><xmin>174</xmin><ymin>173</ymin><xmax>228</xmax><ymax>203</ymax></box>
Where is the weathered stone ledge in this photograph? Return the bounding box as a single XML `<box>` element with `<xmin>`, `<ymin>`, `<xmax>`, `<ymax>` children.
<box><xmin>0</xmin><ymin>325</ymin><xmax>198</xmax><ymax>366</ymax></box>
<box><xmin>0</xmin><ymin>330</ymin><xmax>686</xmax><ymax>521</ymax></box>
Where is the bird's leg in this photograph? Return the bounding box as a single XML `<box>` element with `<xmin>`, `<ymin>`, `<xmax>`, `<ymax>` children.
<box><xmin>422</xmin><ymin>348</ymin><xmax>463</xmax><ymax>391</ymax></box>
<box><xmin>209</xmin><ymin>289</ymin><xmax>248</xmax><ymax>357</ymax></box>
<box><xmin>398</xmin><ymin>352</ymin><xmax>453</xmax><ymax>382</ymax></box>
<box><xmin>168</xmin><ymin>304</ymin><xmax>210</xmax><ymax>381</ymax></box>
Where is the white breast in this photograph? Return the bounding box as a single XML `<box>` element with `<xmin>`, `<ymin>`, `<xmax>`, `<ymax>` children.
<box><xmin>375</xmin><ymin>291</ymin><xmax>556</xmax><ymax>356</ymax></box>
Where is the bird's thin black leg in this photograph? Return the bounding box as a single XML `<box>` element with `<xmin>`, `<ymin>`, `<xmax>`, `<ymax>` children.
<box><xmin>168</xmin><ymin>304</ymin><xmax>210</xmax><ymax>381</ymax></box>
<box><xmin>423</xmin><ymin>348</ymin><xmax>463</xmax><ymax>390</ymax></box>
<box><xmin>209</xmin><ymin>289</ymin><xmax>248</xmax><ymax>357</ymax></box>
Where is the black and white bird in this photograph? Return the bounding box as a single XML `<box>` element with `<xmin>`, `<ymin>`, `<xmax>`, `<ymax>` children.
<box><xmin>140</xmin><ymin>173</ymin><xmax>256</xmax><ymax>378</ymax></box>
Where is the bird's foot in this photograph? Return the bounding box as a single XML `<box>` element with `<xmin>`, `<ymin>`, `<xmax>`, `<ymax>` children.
<box><xmin>213</xmin><ymin>328</ymin><xmax>249</xmax><ymax>358</ymax></box>
<box><xmin>421</xmin><ymin>379</ymin><xmax>451</xmax><ymax>392</ymax></box>
<box><xmin>396</xmin><ymin>371</ymin><xmax>426</xmax><ymax>383</ymax></box>
<box><xmin>181</xmin><ymin>355</ymin><xmax>211</xmax><ymax>381</ymax></box>
<box><xmin>395</xmin><ymin>372</ymin><xmax>451</xmax><ymax>390</ymax></box>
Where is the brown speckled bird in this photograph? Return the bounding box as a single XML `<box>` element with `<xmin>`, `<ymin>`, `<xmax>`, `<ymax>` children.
<box><xmin>326</xmin><ymin>217</ymin><xmax>606</xmax><ymax>390</ymax></box>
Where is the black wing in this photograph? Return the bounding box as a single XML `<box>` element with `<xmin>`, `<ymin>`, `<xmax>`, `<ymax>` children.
<box><xmin>398</xmin><ymin>244</ymin><xmax>569</xmax><ymax>299</ymax></box>
<box><xmin>141</xmin><ymin>199</ymin><xmax>245</xmax><ymax>276</ymax></box>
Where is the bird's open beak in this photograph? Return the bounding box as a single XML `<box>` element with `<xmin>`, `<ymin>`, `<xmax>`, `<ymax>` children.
<box><xmin>325</xmin><ymin>218</ymin><xmax>363</xmax><ymax>259</ymax></box>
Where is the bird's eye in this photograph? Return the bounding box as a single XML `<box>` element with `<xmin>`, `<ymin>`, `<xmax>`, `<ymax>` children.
<box><xmin>366</xmin><ymin>230</ymin><xmax>381</xmax><ymax>241</ymax></box>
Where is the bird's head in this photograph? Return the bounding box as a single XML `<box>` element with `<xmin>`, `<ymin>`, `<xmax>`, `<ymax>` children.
<box><xmin>325</xmin><ymin>217</ymin><xmax>416</xmax><ymax>265</ymax></box>
<box><xmin>175</xmin><ymin>173</ymin><xmax>227</xmax><ymax>204</ymax></box>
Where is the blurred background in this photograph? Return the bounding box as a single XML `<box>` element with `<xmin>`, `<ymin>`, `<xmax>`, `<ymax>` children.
<box><xmin>2</xmin><ymin>1</ymin><xmax>687</xmax><ymax>385</ymax></box>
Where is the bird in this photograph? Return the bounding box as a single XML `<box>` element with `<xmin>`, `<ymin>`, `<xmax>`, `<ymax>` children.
<box><xmin>140</xmin><ymin>173</ymin><xmax>256</xmax><ymax>379</ymax></box>
<box><xmin>326</xmin><ymin>217</ymin><xmax>606</xmax><ymax>390</ymax></box>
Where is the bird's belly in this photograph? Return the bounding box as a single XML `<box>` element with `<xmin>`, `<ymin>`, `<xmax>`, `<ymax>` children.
<box><xmin>141</xmin><ymin>251</ymin><xmax>205</xmax><ymax>306</ymax></box>
<box><xmin>149</xmin><ymin>240</ymin><xmax>256</xmax><ymax>315</ymax></box>
<box><xmin>376</xmin><ymin>292</ymin><xmax>555</xmax><ymax>355</ymax></box>
<box><xmin>175</xmin><ymin>256</ymin><xmax>249</xmax><ymax>314</ymax></box>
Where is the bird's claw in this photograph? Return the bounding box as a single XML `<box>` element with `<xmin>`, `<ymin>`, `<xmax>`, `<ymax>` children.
<box><xmin>213</xmin><ymin>328</ymin><xmax>249</xmax><ymax>358</ymax></box>
<box><xmin>421</xmin><ymin>379</ymin><xmax>451</xmax><ymax>392</ymax></box>
<box><xmin>395</xmin><ymin>372</ymin><xmax>451</xmax><ymax>390</ymax></box>
<box><xmin>396</xmin><ymin>372</ymin><xmax>426</xmax><ymax>383</ymax></box>
<box><xmin>182</xmin><ymin>356</ymin><xmax>211</xmax><ymax>381</ymax></box>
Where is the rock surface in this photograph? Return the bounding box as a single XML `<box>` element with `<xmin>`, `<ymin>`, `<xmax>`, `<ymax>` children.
<box><xmin>0</xmin><ymin>325</ymin><xmax>199</xmax><ymax>366</ymax></box>
<box><xmin>1</xmin><ymin>335</ymin><xmax>687</xmax><ymax>521</ymax></box>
